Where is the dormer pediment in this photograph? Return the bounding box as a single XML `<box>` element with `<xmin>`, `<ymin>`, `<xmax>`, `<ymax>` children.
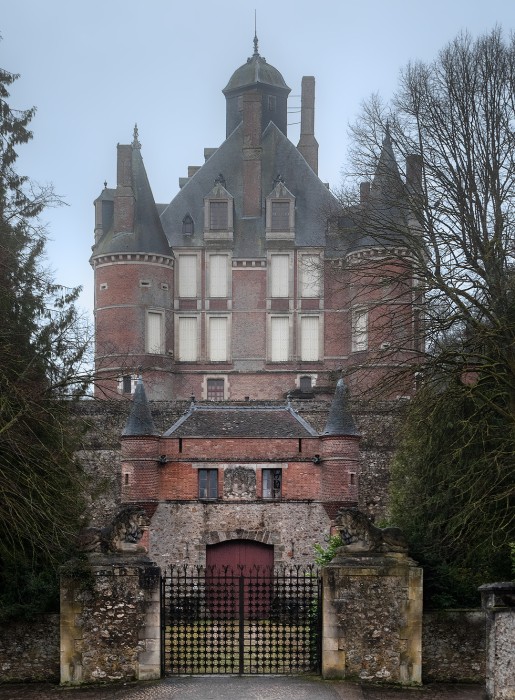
<box><xmin>266</xmin><ymin>179</ymin><xmax>295</xmax><ymax>241</ymax></box>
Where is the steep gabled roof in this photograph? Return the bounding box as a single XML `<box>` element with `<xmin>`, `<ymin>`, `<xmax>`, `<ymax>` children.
<box><xmin>122</xmin><ymin>377</ymin><xmax>160</xmax><ymax>436</ymax></box>
<box><xmin>322</xmin><ymin>379</ymin><xmax>359</xmax><ymax>437</ymax></box>
<box><xmin>159</xmin><ymin>121</ymin><xmax>338</xmax><ymax>257</ymax></box>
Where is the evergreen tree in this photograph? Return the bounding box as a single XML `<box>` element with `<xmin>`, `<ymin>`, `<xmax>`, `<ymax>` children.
<box><xmin>0</xmin><ymin>66</ymin><xmax>88</xmax><ymax>619</ymax></box>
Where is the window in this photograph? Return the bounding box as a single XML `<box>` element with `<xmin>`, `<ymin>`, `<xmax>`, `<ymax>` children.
<box><xmin>210</xmin><ymin>201</ymin><xmax>228</xmax><ymax>230</ymax></box>
<box><xmin>270</xmin><ymin>316</ymin><xmax>289</xmax><ymax>362</ymax></box>
<box><xmin>352</xmin><ymin>307</ymin><xmax>368</xmax><ymax>351</ymax></box>
<box><xmin>300</xmin><ymin>254</ymin><xmax>321</xmax><ymax>298</ymax></box>
<box><xmin>146</xmin><ymin>311</ymin><xmax>164</xmax><ymax>354</ymax></box>
<box><xmin>178</xmin><ymin>316</ymin><xmax>198</xmax><ymax>361</ymax></box>
<box><xmin>271</xmin><ymin>201</ymin><xmax>290</xmax><ymax>231</ymax></box>
<box><xmin>182</xmin><ymin>214</ymin><xmax>194</xmax><ymax>235</ymax></box>
<box><xmin>178</xmin><ymin>255</ymin><xmax>197</xmax><ymax>297</ymax></box>
<box><xmin>268</xmin><ymin>95</ymin><xmax>276</xmax><ymax>111</ymax></box>
<box><xmin>209</xmin><ymin>255</ymin><xmax>228</xmax><ymax>297</ymax></box>
<box><xmin>270</xmin><ymin>254</ymin><xmax>289</xmax><ymax>297</ymax></box>
<box><xmin>119</xmin><ymin>375</ymin><xmax>135</xmax><ymax>394</ymax></box>
<box><xmin>299</xmin><ymin>375</ymin><xmax>312</xmax><ymax>392</ymax></box>
<box><xmin>209</xmin><ymin>317</ymin><xmax>228</xmax><ymax>361</ymax></box>
<box><xmin>262</xmin><ymin>468</ymin><xmax>282</xmax><ymax>499</ymax></box>
<box><xmin>207</xmin><ymin>378</ymin><xmax>225</xmax><ymax>401</ymax></box>
<box><xmin>199</xmin><ymin>469</ymin><xmax>218</xmax><ymax>499</ymax></box>
<box><xmin>300</xmin><ymin>316</ymin><xmax>320</xmax><ymax>361</ymax></box>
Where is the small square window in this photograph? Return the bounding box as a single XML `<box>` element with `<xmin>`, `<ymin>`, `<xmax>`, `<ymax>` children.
<box><xmin>199</xmin><ymin>469</ymin><xmax>218</xmax><ymax>499</ymax></box>
<box><xmin>100</xmin><ymin>282</ymin><xmax>108</xmax><ymax>291</ymax></box>
<box><xmin>262</xmin><ymin>468</ymin><xmax>282</xmax><ymax>499</ymax></box>
<box><xmin>207</xmin><ymin>378</ymin><xmax>225</xmax><ymax>401</ymax></box>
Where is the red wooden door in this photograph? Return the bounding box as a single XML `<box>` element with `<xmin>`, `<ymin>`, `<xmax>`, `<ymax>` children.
<box><xmin>206</xmin><ymin>539</ymin><xmax>273</xmax><ymax>572</ymax></box>
<box><xmin>206</xmin><ymin>540</ymin><xmax>273</xmax><ymax>617</ymax></box>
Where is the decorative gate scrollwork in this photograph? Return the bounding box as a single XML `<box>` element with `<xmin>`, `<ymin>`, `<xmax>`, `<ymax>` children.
<box><xmin>161</xmin><ymin>564</ymin><xmax>321</xmax><ymax>675</ymax></box>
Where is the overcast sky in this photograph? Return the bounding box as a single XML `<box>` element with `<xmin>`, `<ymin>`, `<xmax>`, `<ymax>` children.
<box><xmin>2</xmin><ymin>0</ymin><xmax>515</xmax><ymax>316</ymax></box>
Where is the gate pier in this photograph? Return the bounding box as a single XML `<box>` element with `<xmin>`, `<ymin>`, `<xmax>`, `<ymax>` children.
<box><xmin>60</xmin><ymin>554</ymin><xmax>161</xmax><ymax>684</ymax></box>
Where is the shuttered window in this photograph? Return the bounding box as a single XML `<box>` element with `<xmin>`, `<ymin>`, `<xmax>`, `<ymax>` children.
<box><xmin>270</xmin><ymin>316</ymin><xmax>289</xmax><ymax>361</ymax></box>
<box><xmin>300</xmin><ymin>316</ymin><xmax>319</xmax><ymax>361</ymax></box>
<box><xmin>178</xmin><ymin>316</ymin><xmax>198</xmax><ymax>361</ymax></box>
<box><xmin>300</xmin><ymin>254</ymin><xmax>321</xmax><ymax>298</ymax></box>
<box><xmin>146</xmin><ymin>311</ymin><xmax>164</xmax><ymax>354</ymax></box>
<box><xmin>209</xmin><ymin>255</ymin><xmax>228</xmax><ymax>297</ymax></box>
<box><xmin>270</xmin><ymin>254</ymin><xmax>289</xmax><ymax>297</ymax></box>
<box><xmin>271</xmin><ymin>201</ymin><xmax>290</xmax><ymax>230</ymax></box>
<box><xmin>199</xmin><ymin>469</ymin><xmax>218</xmax><ymax>499</ymax></box>
<box><xmin>352</xmin><ymin>308</ymin><xmax>368</xmax><ymax>351</ymax></box>
<box><xmin>209</xmin><ymin>317</ymin><xmax>228</xmax><ymax>361</ymax></box>
<box><xmin>210</xmin><ymin>201</ymin><xmax>228</xmax><ymax>230</ymax></box>
<box><xmin>178</xmin><ymin>255</ymin><xmax>197</xmax><ymax>297</ymax></box>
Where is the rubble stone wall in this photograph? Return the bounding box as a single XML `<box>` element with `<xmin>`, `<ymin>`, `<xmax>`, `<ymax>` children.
<box><xmin>0</xmin><ymin>614</ymin><xmax>60</xmax><ymax>682</ymax></box>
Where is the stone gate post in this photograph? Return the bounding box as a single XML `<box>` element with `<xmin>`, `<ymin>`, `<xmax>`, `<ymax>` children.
<box><xmin>480</xmin><ymin>582</ymin><xmax>515</xmax><ymax>700</ymax></box>
<box><xmin>321</xmin><ymin>508</ymin><xmax>423</xmax><ymax>684</ymax></box>
<box><xmin>60</xmin><ymin>554</ymin><xmax>161</xmax><ymax>684</ymax></box>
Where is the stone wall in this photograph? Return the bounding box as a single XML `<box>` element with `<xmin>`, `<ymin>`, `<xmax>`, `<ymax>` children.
<box><xmin>481</xmin><ymin>582</ymin><xmax>515</xmax><ymax>700</ymax></box>
<box><xmin>422</xmin><ymin>610</ymin><xmax>485</xmax><ymax>682</ymax></box>
<box><xmin>150</xmin><ymin>501</ymin><xmax>332</xmax><ymax>569</ymax></box>
<box><xmin>0</xmin><ymin>614</ymin><xmax>59</xmax><ymax>682</ymax></box>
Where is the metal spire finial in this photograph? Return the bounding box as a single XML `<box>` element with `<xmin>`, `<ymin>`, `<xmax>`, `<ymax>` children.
<box><xmin>253</xmin><ymin>10</ymin><xmax>259</xmax><ymax>56</ymax></box>
<box><xmin>132</xmin><ymin>123</ymin><xmax>141</xmax><ymax>149</ymax></box>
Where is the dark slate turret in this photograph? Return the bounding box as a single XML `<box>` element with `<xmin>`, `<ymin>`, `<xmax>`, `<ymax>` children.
<box><xmin>323</xmin><ymin>379</ymin><xmax>359</xmax><ymax>436</ymax></box>
<box><xmin>122</xmin><ymin>377</ymin><xmax>159</xmax><ymax>436</ymax></box>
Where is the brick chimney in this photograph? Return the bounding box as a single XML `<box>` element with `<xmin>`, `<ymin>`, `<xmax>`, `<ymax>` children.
<box><xmin>297</xmin><ymin>76</ymin><xmax>319</xmax><ymax>175</ymax></box>
<box><xmin>242</xmin><ymin>91</ymin><xmax>262</xmax><ymax>217</ymax></box>
<box><xmin>406</xmin><ymin>154</ymin><xmax>423</xmax><ymax>193</ymax></box>
<box><xmin>113</xmin><ymin>144</ymin><xmax>135</xmax><ymax>233</ymax></box>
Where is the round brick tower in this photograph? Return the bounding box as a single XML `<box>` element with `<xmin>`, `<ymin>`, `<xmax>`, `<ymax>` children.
<box><xmin>91</xmin><ymin>130</ymin><xmax>175</xmax><ymax>400</ymax></box>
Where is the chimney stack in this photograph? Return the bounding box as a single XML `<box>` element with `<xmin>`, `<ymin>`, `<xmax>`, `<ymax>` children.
<box><xmin>406</xmin><ymin>154</ymin><xmax>423</xmax><ymax>194</ymax></box>
<box><xmin>242</xmin><ymin>91</ymin><xmax>262</xmax><ymax>217</ymax></box>
<box><xmin>297</xmin><ymin>76</ymin><xmax>319</xmax><ymax>175</ymax></box>
<box><xmin>113</xmin><ymin>144</ymin><xmax>135</xmax><ymax>233</ymax></box>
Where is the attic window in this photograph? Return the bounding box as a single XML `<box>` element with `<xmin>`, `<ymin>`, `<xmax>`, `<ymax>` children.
<box><xmin>210</xmin><ymin>201</ymin><xmax>228</xmax><ymax>230</ymax></box>
<box><xmin>182</xmin><ymin>214</ymin><xmax>194</xmax><ymax>236</ymax></box>
<box><xmin>271</xmin><ymin>201</ymin><xmax>290</xmax><ymax>231</ymax></box>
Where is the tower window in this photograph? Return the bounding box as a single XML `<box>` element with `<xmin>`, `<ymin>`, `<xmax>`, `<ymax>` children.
<box><xmin>122</xmin><ymin>375</ymin><xmax>133</xmax><ymax>394</ymax></box>
<box><xmin>207</xmin><ymin>378</ymin><xmax>225</xmax><ymax>401</ymax></box>
<box><xmin>210</xmin><ymin>201</ymin><xmax>228</xmax><ymax>230</ymax></box>
<box><xmin>352</xmin><ymin>307</ymin><xmax>368</xmax><ymax>352</ymax></box>
<box><xmin>268</xmin><ymin>95</ymin><xmax>276</xmax><ymax>111</ymax></box>
<box><xmin>182</xmin><ymin>214</ymin><xmax>194</xmax><ymax>235</ymax></box>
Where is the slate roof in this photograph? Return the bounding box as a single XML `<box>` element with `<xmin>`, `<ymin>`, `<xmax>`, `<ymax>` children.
<box><xmin>223</xmin><ymin>52</ymin><xmax>290</xmax><ymax>94</ymax></box>
<box><xmin>93</xmin><ymin>148</ymin><xmax>171</xmax><ymax>257</ymax></box>
<box><xmin>122</xmin><ymin>378</ymin><xmax>160</xmax><ymax>436</ymax></box>
<box><xmin>159</xmin><ymin>121</ymin><xmax>340</xmax><ymax>258</ymax></box>
<box><xmin>163</xmin><ymin>403</ymin><xmax>318</xmax><ymax>438</ymax></box>
<box><xmin>322</xmin><ymin>379</ymin><xmax>360</xmax><ymax>437</ymax></box>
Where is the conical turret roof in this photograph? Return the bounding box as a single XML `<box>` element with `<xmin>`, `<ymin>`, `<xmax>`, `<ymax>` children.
<box><xmin>322</xmin><ymin>379</ymin><xmax>359</xmax><ymax>436</ymax></box>
<box><xmin>122</xmin><ymin>377</ymin><xmax>160</xmax><ymax>436</ymax></box>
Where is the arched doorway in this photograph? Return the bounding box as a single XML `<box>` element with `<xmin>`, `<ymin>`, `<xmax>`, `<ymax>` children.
<box><xmin>206</xmin><ymin>539</ymin><xmax>273</xmax><ymax>572</ymax></box>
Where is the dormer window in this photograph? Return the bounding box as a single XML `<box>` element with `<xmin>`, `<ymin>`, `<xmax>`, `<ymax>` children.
<box><xmin>182</xmin><ymin>214</ymin><xmax>194</xmax><ymax>235</ymax></box>
<box><xmin>210</xmin><ymin>201</ymin><xmax>228</xmax><ymax>230</ymax></box>
<box><xmin>266</xmin><ymin>181</ymin><xmax>295</xmax><ymax>240</ymax></box>
<box><xmin>204</xmin><ymin>182</ymin><xmax>234</xmax><ymax>242</ymax></box>
<box><xmin>271</xmin><ymin>201</ymin><xmax>290</xmax><ymax>231</ymax></box>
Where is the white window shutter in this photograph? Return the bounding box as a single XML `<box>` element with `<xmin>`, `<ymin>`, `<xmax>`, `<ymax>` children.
<box><xmin>301</xmin><ymin>316</ymin><xmax>319</xmax><ymax>361</ymax></box>
<box><xmin>301</xmin><ymin>255</ymin><xmax>320</xmax><ymax>298</ymax></box>
<box><xmin>270</xmin><ymin>255</ymin><xmax>289</xmax><ymax>297</ymax></box>
<box><xmin>178</xmin><ymin>317</ymin><xmax>198</xmax><ymax>361</ymax></box>
<box><xmin>178</xmin><ymin>255</ymin><xmax>197</xmax><ymax>297</ymax></box>
<box><xmin>271</xmin><ymin>316</ymin><xmax>289</xmax><ymax>361</ymax></box>
<box><xmin>209</xmin><ymin>317</ymin><xmax>227</xmax><ymax>361</ymax></box>
<box><xmin>146</xmin><ymin>312</ymin><xmax>163</xmax><ymax>354</ymax></box>
<box><xmin>352</xmin><ymin>308</ymin><xmax>368</xmax><ymax>351</ymax></box>
<box><xmin>209</xmin><ymin>255</ymin><xmax>228</xmax><ymax>297</ymax></box>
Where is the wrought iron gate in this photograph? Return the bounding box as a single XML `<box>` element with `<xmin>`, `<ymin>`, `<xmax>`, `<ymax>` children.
<box><xmin>161</xmin><ymin>565</ymin><xmax>321</xmax><ymax>675</ymax></box>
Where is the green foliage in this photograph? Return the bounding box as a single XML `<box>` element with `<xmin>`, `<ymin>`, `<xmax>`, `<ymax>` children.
<box><xmin>0</xmin><ymin>65</ymin><xmax>89</xmax><ymax>619</ymax></box>
<box><xmin>389</xmin><ymin>377</ymin><xmax>515</xmax><ymax>608</ymax></box>
<box><xmin>313</xmin><ymin>534</ymin><xmax>343</xmax><ymax>566</ymax></box>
